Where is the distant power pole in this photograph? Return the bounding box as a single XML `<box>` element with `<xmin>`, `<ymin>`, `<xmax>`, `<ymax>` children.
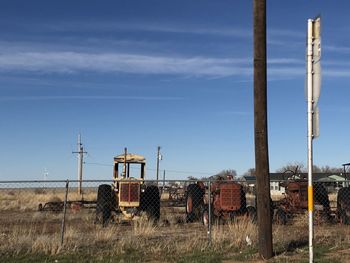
<box><xmin>43</xmin><ymin>168</ymin><xmax>48</xmax><ymax>189</ymax></box>
<box><xmin>72</xmin><ymin>134</ymin><xmax>87</xmax><ymax>195</ymax></box>
<box><xmin>253</xmin><ymin>0</ymin><xmax>273</xmax><ymax>260</ymax></box>
<box><xmin>156</xmin><ymin>146</ymin><xmax>162</xmax><ymax>182</ymax></box>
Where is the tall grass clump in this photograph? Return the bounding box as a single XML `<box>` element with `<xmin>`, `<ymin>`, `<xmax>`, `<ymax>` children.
<box><xmin>211</xmin><ymin>217</ymin><xmax>258</xmax><ymax>250</ymax></box>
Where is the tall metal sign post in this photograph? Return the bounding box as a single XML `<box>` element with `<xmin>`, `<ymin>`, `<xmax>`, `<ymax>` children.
<box><xmin>306</xmin><ymin>16</ymin><xmax>321</xmax><ymax>263</ymax></box>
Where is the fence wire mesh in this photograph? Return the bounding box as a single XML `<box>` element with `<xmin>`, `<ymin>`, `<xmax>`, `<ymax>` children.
<box><xmin>1</xmin><ymin>179</ymin><xmax>350</xmax><ymax>259</ymax></box>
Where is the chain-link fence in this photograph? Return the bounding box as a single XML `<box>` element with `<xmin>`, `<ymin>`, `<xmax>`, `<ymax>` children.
<box><xmin>268</xmin><ymin>178</ymin><xmax>350</xmax><ymax>259</ymax></box>
<box><xmin>1</xmin><ymin>179</ymin><xmax>350</xmax><ymax>260</ymax></box>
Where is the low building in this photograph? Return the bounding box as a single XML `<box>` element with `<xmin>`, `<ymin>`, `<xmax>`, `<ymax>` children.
<box><xmin>242</xmin><ymin>173</ymin><xmax>346</xmax><ymax>194</ymax></box>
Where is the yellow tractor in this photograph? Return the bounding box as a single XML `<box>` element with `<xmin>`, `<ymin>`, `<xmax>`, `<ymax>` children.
<box><xmin>95</xmin><ymin>148</ymin><xmax>160</xmax><ymax>225</ymax></box>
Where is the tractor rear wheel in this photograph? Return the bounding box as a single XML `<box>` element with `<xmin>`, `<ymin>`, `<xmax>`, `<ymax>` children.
<box><xmin>185</xmin><ymin>183</ymin><xmax>204</xmax><ymax>223</ymax></box>
<box><xmin>339</xmin><ymin>208</ymin><xmax>350</xmax><ymax>225</ymax></box>
<box><xmin>201</xmin><ymin>205</ymin><xmax>212</xmax><ymax>227</ymax></box>
<box><xmin>96</xmin><ymin>184</ymin><xmax>113</xmax><ymax>226</ymax></box>
<box><xmin>202</xmin><ymin>209</ymin><xmax>209</xmax><ymax>227</ymax></box>
<box><xmin>246</xmin><ymin>206</ymin><xmax>257</xmax><ymax>223</ymax></box>
<box><xmin>275</xmin><ymin>208</ymin><xmax>287</xmax><ymax>225</ymax></box>
<box><xmin>229</xmin><ymin>211</ymin><xmax>237</xmax><ymax>222</ymax></box>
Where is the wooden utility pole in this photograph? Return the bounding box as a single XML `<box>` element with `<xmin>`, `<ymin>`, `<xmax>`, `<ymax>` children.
<box><xmin>253</xmin><ymin>0</ymin><xmax>273</xmax><ymax>259</ymax></box>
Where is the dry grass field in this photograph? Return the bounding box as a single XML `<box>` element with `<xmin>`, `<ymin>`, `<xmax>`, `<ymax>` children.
<box><xmin>0</xmin><ymin>187</ymin><xmax>96</xmax><ymax>211</ymax></box>
<box><xmin>0</xmin><ymin>187</ymin><xmax>349</xmax><ymax>262</ymax></box>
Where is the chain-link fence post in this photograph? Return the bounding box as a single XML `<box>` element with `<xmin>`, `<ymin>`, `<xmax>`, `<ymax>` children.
<box><xmin>208</xmin><ymin>179</ymin><xmax>212</xmax><ymax>246</ymax></box>
<box><xmin>60</xmin><ymin>179</ymin><xmax>69</xmax><ymax>246</ymax></box>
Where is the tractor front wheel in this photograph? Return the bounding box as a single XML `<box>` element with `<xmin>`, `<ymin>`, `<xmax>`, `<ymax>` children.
<box><xmin>143</xmin><ymin>185</ymin><xmax>160</xmax><ymax>221</ymax></box>
<box><xmin>275</xmin><ymin>208</ymin><xmax>287</xmax><ymax>225</ymax></box>
<box><xmin>201</xmin><ymin>205</ymin><xmax>212</xmax><ymax>227</ymax></box>
<box><xmin>246</xmin><ymin>206</ymin><xmax>257</xmax><ymax>223</ymax></box>
<box><xmin>96</xmin><ymin>184</ymin><xmax>113</xmax><ymax>226</ymax></box>
<box><xmin>339</xmin><ymin>208</ymin><xmax>350</xmax><ymax>225</ymax></box>
<box><xmin>185</xmin><ymin>183</ymin><xmax>204</xmax><ymax>223</ymax></box>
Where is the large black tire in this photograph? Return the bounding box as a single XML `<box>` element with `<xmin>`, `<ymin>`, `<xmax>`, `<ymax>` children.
<box><xmin>143</xmin><ymin>185</ymin><xmax>160</xmax><ymax>221</ymax></box>
<box><xmin>185</xmin><ymin>184</ymin><xmax>204</xmax><ymax>223</ymax></box>
<box><xmin>239</xmin><ymin>186</ymin><xmax>247</xmax><ymax>214</ymax></box>
<box><xmin>202</xmin><ymin>209</ymin><xmax>210</xmax><ymax>227</ymax></box>
<box><xmin>275</xmin><ymin>208</ymin><xmax>287</xmax><ymax>225</ymax></box>
<box><xmin>339</xmin><ymin>208</ymin><xmax>350</xmax><ymax>225</ymax></box>
<box><xmin>246</xmin><ymin>206</ymin><xmax>257</xmax><ymax>223</ymax></box>
<box><xmin>201</xmin><ymin>205</ymin><xmax>213</xmax><ymax>227</ymax></box>
<box><xmin>96</xmin><ymin>184</ymin><xmax>114</xmax><ymax>226</ymax></box>
<box><xmin>314</xmin><ymin>183</ymin><xmax>330</xmax><ymax>215</ymax></box>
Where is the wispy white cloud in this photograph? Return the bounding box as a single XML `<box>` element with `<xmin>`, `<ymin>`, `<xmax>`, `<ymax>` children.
<box><xmin>268</xmin><ymin>66</ymin><xmax>350</xmax><ymax>79</ymax></box>
<box><xmin>268</xmin><ymin>58</ymin><xmax>303</xmax><ymax>65</ymax></box>
<box><xmin>40</xmin><ymin>21</ymin><xmax>306</xmax><ymax>42</ymax></box>
<box><xmin>0</xmin><ymin>48</ymin><xmax>312</xmax><ymax>78</ymax></box>
<box><xmin>0</xmin><ymin>95</ymin><xmax>184</xmax><ymax>101</ymax></box>
<box><xmin>4</xmin><ymin>21</ymin><xmax>309</xmax><ymax>62</ymax></box>
<box><xmin>0</xmin><ymin>40</ymin><xmax>348</xmax><ymax>79</ymax></box>
<box><xmin>323</xmin><ymin>69</ymin><xmax>350</xmax><ymax>77</ymax></box>
<box><xmin>43</xmin><ymin>21</ymin><xmax>253</xmax><ymax>38</ymax></box>
<box><xmin>125</xmin><ymin>23</ymin><xmax>252</xmax><ymax>38</ymax></box>
<box><xmin>268</xmin><ymin>29</ymin><xmax>304</xmax><ymax>39</ymax></box>
<box><xmin>323</xmin><ymin>105</ymin><xmax>350</xmax><ymax>113</ymax></box>
<box><xmin>0</xmin><ymin>51</ymin><xmax>253</xmax><ymax>77</ymax></box>
<box><xmin>268</xmin><ymin>67</ymin><xmax>304</xmax><ymax>76</ymax></box>
<box><xmin>323</xmin><ymin>45</ymin><xmax>350</xmax><ymax>54</ymax></box>
<box><xmin>323</xmin><ymin>60</ymin><xmax>350</xmax><ymax>66</ymax></box>
<box><xmin>47</xmin><ymin>21</ymin><xmax>306</xmax><ymax>38</ymax></box>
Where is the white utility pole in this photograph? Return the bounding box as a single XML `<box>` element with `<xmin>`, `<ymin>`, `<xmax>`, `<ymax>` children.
<box><xmin>73</xmin><ymin>134</ymin><xmax>87</xmax><ymax>195</ymax></box>
<box><xmin>307</xmin><ymin>16</ymin><xmax>321</xmax><ymax>263</ymax></box>
<box><xmin>43</xmin><ymin>168</ymin><xmax>48</xmax><ymax>189</ymax></box>
<box><xmin>156</xmin><ymin>146</ymin><xmax>162</xmax><ymax>182</ymax></box>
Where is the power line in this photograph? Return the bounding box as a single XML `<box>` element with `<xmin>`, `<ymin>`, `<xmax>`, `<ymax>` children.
<box><xmin>84</xmin><ymin>162</ymin><xmax>215</xmax><ymax>175</ymax></box>
<box><xmin>84</xmin><ymin>162</ymin><xmax>112</xmax><ymax>167</ymax></box>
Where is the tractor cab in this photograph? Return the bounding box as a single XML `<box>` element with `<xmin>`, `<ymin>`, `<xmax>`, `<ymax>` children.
<box><xmin>113</xmin><ymin>153</ymin><xmax>146</xmax><ymax>180</ymax></box>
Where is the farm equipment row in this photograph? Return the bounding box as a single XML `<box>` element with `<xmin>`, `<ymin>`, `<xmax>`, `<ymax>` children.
<box><xmin>93</xmin><ymin>149</ymin><xmax>259</xmax><ymax>226</ymax></box>
<box><xmin>38</xmin><ymin>150</ymin><xmax>350</xmax><ymax>226</ymax></box>
<box><xmin>184</xmin><ymin>175</ymin><xmax>350</xmax><ymax>226</ymax></box>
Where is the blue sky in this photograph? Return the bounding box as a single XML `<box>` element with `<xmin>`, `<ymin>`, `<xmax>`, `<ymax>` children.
<box><xmin>1</xmin><ymin>1</ymin><xmax>350</xmax><ymax>180</ymax></box>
